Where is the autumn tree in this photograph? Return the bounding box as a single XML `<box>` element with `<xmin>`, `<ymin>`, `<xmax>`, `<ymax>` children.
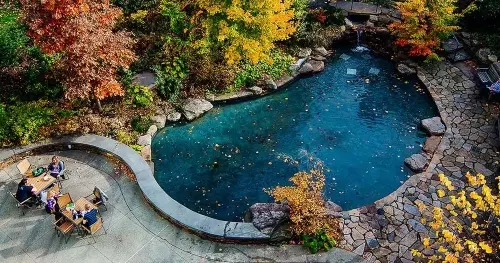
<box><xmin>388</xmin><ymin>0</ymin><xmax>460</xmax><ymax>58</ymax></box>
<box><xmin>268</xmin><ymin>165</ymin><xmax>341</xmax><ymax>241</ymax></box>
<box><xmin>194</xmin><ymin>0</ymin><xmax>297</xmax><ymax>65</ymax></box>
<box><xmin>20</xmin><ymin>0</ymin><xmax>136</xmax><ymax>110</ymax></box>
<box><xmin>412</xmin><ymin>173</ymin><xmax>500</xmax><ymax>263</ymax></box>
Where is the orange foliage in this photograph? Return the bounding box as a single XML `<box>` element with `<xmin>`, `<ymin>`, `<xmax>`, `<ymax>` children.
<box><xmin>388</xmin><ymin>0</ymin><xmax>460</xmax><ymax>58</ymax></box>
<box><xmin>20</xmin><ymin>0</ymin><xmax>136</xmax><ymax>102</ymax></box>
<box><xmin>268</xmin><ymin>168</ymin><xmax>341</xmax><ymax>239</ymax></box>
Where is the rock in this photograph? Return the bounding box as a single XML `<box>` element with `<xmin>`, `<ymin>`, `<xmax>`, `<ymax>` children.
<box><xmin>366</xmin><ymin>21</ymin><xmax>375</xmax><ymax>27</ymax></box>
<box><xmin>397</xmin><ymin>63</ymin><xmax>416</xmax><ymax>75</ymax></box>
<box><xmin>132</xmin><ymin>71</ymin><xmax>156</xmax><ymax>89</ymax></box>
<box><xmin>442</xmin><ymin>37</ymin><xmax>464</xmax><ymax>53</ymax></box>
<box><xmin>181</xmin><ymin>98</ymin><xmax>213</xmax><ymax>121</ymax></box>
<box><xmin>313</xmin><ymin>47</ymin><xmax>328</xmax><ymax>57</ymax></box>
<box><xmin>269</xmin><ymin>221</ymin><xmax>293</xmax><ymax>242</ymax></box>
<box><xmin>264</xmin><ymin>79</ymin><xmax>278</xmax><ymax>90</ymax></box>
<box><xmin>147</xmin><ymin>125</ymin><xmax>158</xmax><ymax>136</ymax></box>
<box><xmin>369</xmin><ymin>15</ymin><xmax>378</xmax><ymax>22</ymax></box>
<box><xmin>151</xmin><ymin>115</ymin><xmax>166</xmax><ymax>129</ymax></box>
<box><xmin>344</xmin><ymin>18</ymin><xmax>354</xmax><ymax>28</ymax></box>
<box><xmin>423</xmin><ymin>136</ymin><xmax>441</xmax><ymax>153</ymax></box>
<box><xmin>377</xmin><ymin>15</ymin><xmax>398</xmax><ymax>25</ymax></box>
<box><xmin>403</xmin><ymin>204</ymin><xmax>420</xmax><ymax>217</ymax></box>
<box><xmin>248</xmin><ymin>86</ymin><xmax>263</xmax><ymax>95</ymax></box>
<box><xmin>407</xmin><ymin>218</ymin><xmax>427</xmax><ymax>233</ymax></box>
<box><xmin>404</xmin><ymin>153</ymin><xmax>428</xmax><ymax>172</ymax></box>
<box><xmin>140</xmin><ymin>145</ymin><xmax>151</xmax><ymax>161</ymax></box>
<box><xmin>166</xmin><ymin>112</ymin><xmax>182</xmax><ymax>122</ymax></box>
<box><xmin>290</xmin><ymin>58</ymin><xmax>307</xmax><ymax>72</ymax></box>
<box><xmin>477</xmin><ymin>48</ymin><xmax>494</xmax><ymax>64</ymax></box>
<box><xmin>326</xmin><ymin>201</ymin><xmax>343</xmax><ymax>217</ymax></box>
<box><xmin>488</xmin><ymin>54</ymin><xmax>498</xmax><ymax>63</ymax></box>
<box><xmin>298</xmin><ymin>63</ymin><xmax>314</xmax><ymax>75</ymax></box>
<box><xmin>298</xmin><ymin>48</ymin><xmax>311</xmax><ymax>58</ymax></box>
<box><xmin>309</xmin><ymin>60</ymin><xmax>325</xmax><ymax>73</ymax></box>
<box><xmin>137</xmin><ymin>134</ymin><xmax>152</xmax><ymax>146</ymax></box>
<box><xmin>366</xmin><ymin>238</ymin><xmax>379</xmax><ymax>249</ymax></box>
<box><xmin>247</xmin><ymin>203</ymin><xmax>290</xmax><ymax>233</ymax></box>
<box><xmin>421</xmin><ymin>117</ymin><xmax>446</xmax><ymax>135</ymax></box>
<box><xmin>310</xmin><ymin>55</ymin><xmax>326</xmax><ymax>61</ymax></box>
<box><xmin>461</xmin><ymin>32</ymin><xmax>471</xmax><ymax>39</ymax></box>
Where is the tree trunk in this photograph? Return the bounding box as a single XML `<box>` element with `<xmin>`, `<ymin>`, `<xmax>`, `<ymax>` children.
<box><xmin>96</xmin><ymin>99</ymin><xmax>103</xmax><ymax>112</ymax></box>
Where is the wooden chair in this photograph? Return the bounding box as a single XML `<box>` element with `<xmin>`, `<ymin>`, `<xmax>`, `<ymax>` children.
<box><xmin>82</xmin><ymin>217</ymin><xmax>106</xmax><ymax>243</ymax></box>
<box><xmin>9</xmin><ymin>192</ymin><xmax>33</xmax><ymax>215</ymax></box>
<box><xmin>16</xmin><ymin>159</ymin><xmax>32</xmax><ymax>177</ymax></box>
<box><xmin>85</xmin><ymin>187</ymin><xmax>108</xmax><ymax>211</ymax></box>
<box><xmin>53</xmin><ymin>217</ymin><xmax>75</xmax><ymax>243</ymax></box>
<box><xmin>56</xmin><ymin>193</ymin><xmax>73</xmax><ymax>210</ymax></box>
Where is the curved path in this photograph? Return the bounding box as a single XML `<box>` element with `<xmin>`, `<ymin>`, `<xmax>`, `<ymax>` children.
<box><xmin>0</xmin><ymin>146</ymin><xmax>365</xmax><ymax>262</ymax></box>
<box><xmin>338</xmin><ymin>62</ymin><xmax>500</xmax><ymax>263</ymax></box>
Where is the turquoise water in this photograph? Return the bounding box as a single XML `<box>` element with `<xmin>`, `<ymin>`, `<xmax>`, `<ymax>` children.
<box><xmin>152</xmin><ymin>49</ymin><xmax>437</xmax><ymax>221</ymax></box>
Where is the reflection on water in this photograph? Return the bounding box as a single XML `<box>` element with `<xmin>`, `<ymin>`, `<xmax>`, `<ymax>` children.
<box><xmin>152</xmin><ymin>48</ymin><xmax>438</xmax><ymax>221</ymax></box>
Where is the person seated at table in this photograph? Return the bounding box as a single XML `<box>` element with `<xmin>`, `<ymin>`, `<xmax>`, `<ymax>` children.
<box><xmin>47</xmin><ymin>156</ymin><xmax>65</xmax><ymax>179</ymax></box>
<box><xmin>16</xmin><ymin>178</ymin><xmax>37</xmax><ymax>205</ymax></box>
<box><xmin>82</xmin><ymin>203</ymin><xmax>98</xmax><ymax>228</ymax></box>
<box><xmin>45</xmin><ymin>190</ymin><xmax>63</xmax><ymax>220</ymax></box>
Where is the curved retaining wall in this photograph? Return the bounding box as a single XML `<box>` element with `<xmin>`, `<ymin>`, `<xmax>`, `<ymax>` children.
<box><xmin>0</xmin><ymin>135</ymin><xmax>269</xmax><ymax>242</ymax></box>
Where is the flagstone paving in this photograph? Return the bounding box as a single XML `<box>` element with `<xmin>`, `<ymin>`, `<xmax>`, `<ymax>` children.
<box><xmin>338</xmin><ymin>61</ymin><xmax>500</xmax><ymax>263</ymax></box>
<box><xmin>0</xmin><ymin>151</ymin><xmax>366</xmax><ymax>263</ymax></box>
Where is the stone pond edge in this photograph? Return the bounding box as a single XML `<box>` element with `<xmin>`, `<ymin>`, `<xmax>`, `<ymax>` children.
<box><xmin>0</xmin><ymin>135</ymin><xmax>269</xmax><ymax>242</ymax></box>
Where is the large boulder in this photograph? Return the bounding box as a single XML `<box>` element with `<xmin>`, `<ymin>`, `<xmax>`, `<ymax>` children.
<box><xmin>132</xmin><ymin>71</ymin><xmax>157</xmax><ymax>89</ymax></box>
<box><xmin>298</xmin><ymin>48</ymin><xmax>312</xmax><ymax>58</ymax></box>
<box><xmin>423</xmin><ymin>136</ymin><xmax>441</xmax><ymax>154</ymax></box>
<box><xmin>137</xmin><ymin>134</ymin><xmax>152</xmax><ymax>146</ymax></box>
<box><xmin>181</xmin><ymin>98</ymin><xmax>213</xmax><ymax>121</ymax></box>
<box><xmin>397</xmin><ymin>63</ymin><xmax>416</xmax><ymax>75</ymax></box>
<box><xmin>248</xmin><ymin>86</ymin><xmax>263</xmax><ymax>95</ymax></box>
<box><xmin>404</xmin><ymin>153</ymin><xmax>428</xmax><ymax>172</ymax></box>
<box><xmin>264</xmin><ymin>79</ymin><xmax>278</xmax><ymax>90</ymax></box>
<box><xmin>309</xmin><ymin>60</ymin><xmax>325</xmax><ymax>73</ymax></box>
<box><xmin>290</xmin><ymin>58</ymin><xmax>307</xmax><ymax>72</ymax></box>
<box><xmin>247</xmin><ymin>203</ymin><xmax>290</xmax><ymax>234</ymax></box>
<box><xmin>421</xmin><ymin>117</ymin><xmax>446</xmax><ymax>135</ymax></box>
<box><xmin>477</xmin><ymin>48</ymin><xmax>494</xmax><ymax>64</ymax></box>
<box><xmin>298</xmin><ymin>63</ymin><xmax>314</xmax><ymax>75</ymax></box>
<box><xmin>166</xmin><ymin>111</ymin><xmax>182</xmax><ymax>122</ymax></box>
<box><xmin>313</xmin><ymin>47</ymin><xmax>329</xmax><ymax>57</ymax></box>
<box><xmin>151</xmin><ymin>115</ymin><xmax>166</xmax><ymax>129</ymax></box>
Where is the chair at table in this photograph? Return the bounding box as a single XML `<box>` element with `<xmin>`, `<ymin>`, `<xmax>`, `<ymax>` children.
<box><xmin>9</xmin><ymin>192</ymin><xmax>33</xmax><ymax>215</ymax></box>
<box><xmin>56</xmin><ymin>193</ymin><xmax>74</xmax><ymax>210</ymax></box>
<box><xmin>16</xmin><ymin>159</ymin><xmax>32</xmax><ymax>177</ymax></box>
<box><xmin>53</xmin><ymin>217</ymin><xmax>76</xmax><ymax>243</ymax></box>
<box><xmin>81</xmin><ymin>217</ymin><xmax>106</xmax><ymax>243</ymax></box>
<box><xmin>85</xmin><ymin>187</ymin><xmax>108</xmax><ymax>211</ymax></box>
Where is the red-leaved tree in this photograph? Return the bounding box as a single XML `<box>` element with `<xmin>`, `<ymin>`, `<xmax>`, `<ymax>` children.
<box><xmin>20</xmin><ymin>0</ymin><xmax>136</xmax><ymax>110</ymax></box>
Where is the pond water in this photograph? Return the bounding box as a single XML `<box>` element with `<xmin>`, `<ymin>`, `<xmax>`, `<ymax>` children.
<box><xmin>152</xmin><ymin>48</ymin><xmax>438</xmax><ymax>221</ymax></box>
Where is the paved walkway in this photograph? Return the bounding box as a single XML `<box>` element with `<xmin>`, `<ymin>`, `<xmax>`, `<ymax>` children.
<box><xmin>338</xmin><ymin>62</ymin><xmax>500</xmax><ymax>262</ymax></box>
<box><xmin>0</xmin><ymin>151</ymin><xmax>366</xmax><ymax>263</ymax></box>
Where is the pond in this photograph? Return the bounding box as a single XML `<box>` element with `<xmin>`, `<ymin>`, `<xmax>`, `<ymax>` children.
<box><xmin>152</xmin><ymin>48</ymin><xmax>438</xmax><ymax>221</ymax></box>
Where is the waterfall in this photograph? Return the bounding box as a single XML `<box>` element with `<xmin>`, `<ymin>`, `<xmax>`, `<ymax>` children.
<box><xmin>352</xmin><ymin>29</ymin><xmax>370</xmax><ymax>53</ymax></box>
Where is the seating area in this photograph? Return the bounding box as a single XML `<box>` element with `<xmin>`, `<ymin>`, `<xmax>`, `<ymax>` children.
<box><xmin>10</xmin><ymin>156</ymin><xmax>107</xmax><ymax>243</ymax></box>
<box><xmin>476</xmin><ymin>62</ymin><xmax>500</xmax><ymax>98</ymax></box>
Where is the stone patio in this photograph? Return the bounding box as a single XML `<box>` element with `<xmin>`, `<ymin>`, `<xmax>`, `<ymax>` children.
<box><xmin>338</xmin><ymin>61</ymin><xmax>500</xmax><ymax>262</ymax></box>
<box><xmin>0</xmin><ymin>150</ymin><xmax>366</xmax><ymax>263</ymax></box>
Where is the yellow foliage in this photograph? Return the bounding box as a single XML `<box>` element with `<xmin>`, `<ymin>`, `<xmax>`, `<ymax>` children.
<box><xmin>268</xmin><ymin>168</ymin><xmax>341</xmax><ymax>240</ymax></box>
<box><xmin>195</xmin><ymin>0</ymin><xmax>296</xmax><ymax>65</ymax></box>
<box><xmin>413</xmin><ymin>173</ymin><xmax>500</xmax><ymax>263</ymax></box>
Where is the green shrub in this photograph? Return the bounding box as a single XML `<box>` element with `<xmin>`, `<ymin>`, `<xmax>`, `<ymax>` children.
<box><xmin>234</xmin><ymin>50</ymin><xmax>294</xmax><ymax>89</ymax></box>
<box><xmin>0</xmin><ymin>9</ymin><xmax>29</xmax><ymax>67</ymax></box>
<box><xmin>0</xmin><ymin>104</ymin><xmax>8</xmax><ymax>141</ymax></box>
<box><xmin>131</xmin><ymin>116</ymin><xmax>153</xmax><ymax>133</ymax></box>
<box><xmin>111</xmin><ymin>0</ymin><xmax>159</xmax><ymax>14</ymax></box>
<box><xmin>154</xmin><ymin>57</ymin><xmax>187</xmax><ymax>101</ymax></box>
<box><xmin>0</xmin><ymin>101</ymin><xmax>56</xmax><ymax>145</ymax></box>
<box><xmin>301</xmin><ymin>231</ymin><xmax>337</xmax><ymax>254</ymax></box>
<box><xmin>127</xmin><ymin>84</ymin><xmax>153</xmax><ymax>107</ymax></box>
<box><xmin>116</xmin><ymin>130</ymin><xmax>136</xmax><ymax>145</ymax></box>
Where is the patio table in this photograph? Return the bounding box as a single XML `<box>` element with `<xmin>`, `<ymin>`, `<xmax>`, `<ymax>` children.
<box><xmin>61</xmin><ymin>198</ymin><xmax>98</xmax><ymax>235</ymax></box>
<box><xmin>27</xmin><ymin>175</ymin><xmax>56</xmax><ymax>195</ymax></box>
